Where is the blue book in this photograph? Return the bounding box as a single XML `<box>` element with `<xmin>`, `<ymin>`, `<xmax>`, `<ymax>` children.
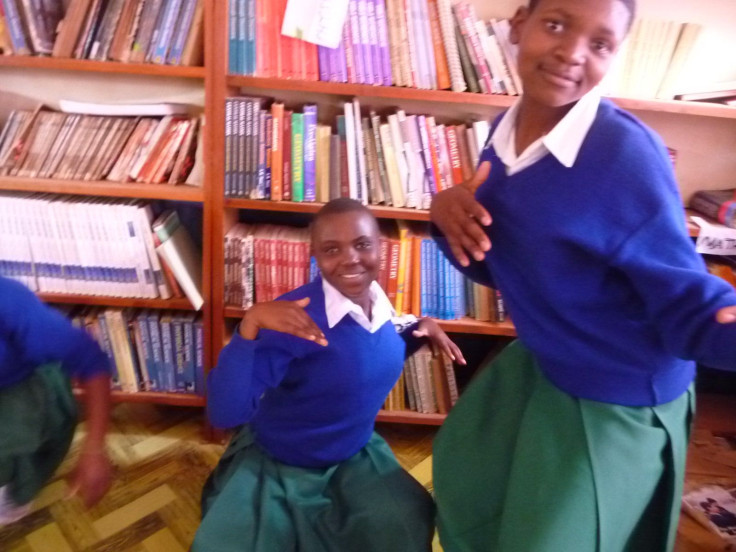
<box><xmin>150</xmin><ymin>0</ymin><xmax>184</xmax><ymax>64</ymax></box>
<box><xmin>159</xmin><ymin>312</ymin><xmax>177</xmax><ymax>392</ymax></box>
<box><xmin>136</xmin><ymin>310</ymin><xmax>159</xmax><ymax>391</ymax></box>
<box><xmin>228</xmin><ymin>0</ymin><xmax>239</xmax><ymax>73</ymax></box>
<box><xmin>0</xmin><ymin>0</ymin><xmax>30</xmax><ymax>54</ymax></box>
<box><xmin>146</xmin><ymin>311</ymin><xmax>165</xmax><ymax>391</ymax></box>
<box><xmin>171</xmin><ymin>313</ymin><xmax>187</xmax><ymax>392</ymax></box>
<box><xmin>193</xmin><ymin>316</ymin><xmax>205</xmax><ymax>396</ymax></box>
<box><xmin>166</xmin><ymin>0</ymin><xmax>198</xmax><ymax>64</ymax></box>
<box><xmin>302</xmin><ymin>105</ymin><xmax>318</xmax><ymax>202</ymax></box>
<box><xmin>420</xmin><ymin>239</ymin><xmax>430</xmax><ymax>318</ymax></box>
<box><xmin>244</xmin><ymin>0</ymin><xmax>256</xmax><ymax>75</ymax></box>
<box><xmin>181</xmin><ymin>313</ymin><xmax>197</xmax><ymax>394</ymax></box>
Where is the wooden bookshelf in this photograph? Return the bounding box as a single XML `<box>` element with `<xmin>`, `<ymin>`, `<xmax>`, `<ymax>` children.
<box><xmin>226</xmin><ymin>198</ymin><xmax>431</xmax><ymax>221</ymax></box>
<box><xmin>0</xmin><ymin>177</ymin><xmax>205</xmax><ymax>202</ymax></box>
<box><xmin>0</xmin><ymin>56</ymin><xmax>206</xmax><ymax>79</ymax></box>
<box><xmin>74</xmin><ymin>387</ymin><xmax>206</xmax><ymax>407</ymax></box>
<box><xmin>376</xmin><ymin>409</ymin><xmax>446</xmax><ymax>425</ymax></box>
<box><xmin>40</xmin><ymin>293</ymin><xmax>195</xmax><ymax>310</ymax></box>
<box><xmin>227</xmin><ymin>75</ymin><xmax>736</xmax><ymax>119</ymax></box>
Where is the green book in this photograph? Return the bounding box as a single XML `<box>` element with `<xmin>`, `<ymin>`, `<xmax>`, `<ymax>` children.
<box><xmin>291</xmin><ymin>112</ymin><xmax>304</xmax><ymax>202</ymax></box>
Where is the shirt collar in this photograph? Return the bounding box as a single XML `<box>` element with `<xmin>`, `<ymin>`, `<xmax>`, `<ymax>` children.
<box><xmin>322</xmin><ymin>278</ymin><xmax>395</xmax><ymax>333</ymax></box>
<box><xmin>490</xmin><ymin>87</ymin><xmax>601</xmax><ymax>169</ymax></box>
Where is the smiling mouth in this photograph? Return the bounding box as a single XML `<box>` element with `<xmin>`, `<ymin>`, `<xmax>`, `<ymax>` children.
<box><xmin>340</xmin><ymin>273</ymin><xmax>365</xmax><ymax>280</ymax></box>
<box><xmin>541</xmin><ymin>67</ymin><xmax>579</xmax><ymax>87</ymax></box>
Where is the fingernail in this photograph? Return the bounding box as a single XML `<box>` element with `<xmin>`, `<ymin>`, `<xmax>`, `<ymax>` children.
<box><xmin>722</xmin><ymin>313</ymin><xmax>736</xmax><ymax>322</ymax></box>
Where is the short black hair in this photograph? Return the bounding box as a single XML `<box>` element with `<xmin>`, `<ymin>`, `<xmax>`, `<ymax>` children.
<box><xmin>311</xmin><ymin>198</ymin><xmax>377</xmax><ymax>235</ymax></box>
<box><xmin>528</xmin><ymin>0</ymin><xmax>637</xmax><ymax>29</ymax></box>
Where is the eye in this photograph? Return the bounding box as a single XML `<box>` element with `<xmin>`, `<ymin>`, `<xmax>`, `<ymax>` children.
<box><xmin>322</xmin><ymin>246</ymin><xmax>339</xmax><ymax>255</ymax></box>
<box><xmin>356</xmin><ymin>241</ymin><xmax>373</xmax><ymax>250</ymax></box>
<box><xmin>544</xmin><ymin>19</ymin><xmax>564</xmax><ymax>33</ymax></box>
<box><xmin>591</xmin><ymin>39</ymin><xmax>612</xmax><ymax>54</ymax></box>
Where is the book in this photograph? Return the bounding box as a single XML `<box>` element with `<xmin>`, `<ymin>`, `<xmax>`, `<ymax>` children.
<box><xmin>152</xmin><ymin>209</ymin><xmax>204</xmax><ymax>310</ymax></box>
<box><xmin>675</xmin><ymin>80</ymin><xmax>736</xmax><ymax>103</ymax></box>
<box><xmin>682</xmin><ymin>484</ymin><xmax>736</xmax><ymax>542</ymax></box>
<box><xmin>58</xmin><ymin>99</ymin><xmax>195</xmax><ymax>117</ymax></box>
<box><xmin>689</xmin><ymin>189</ymin><xmax>736</xmax><ymax>228</ymax></box>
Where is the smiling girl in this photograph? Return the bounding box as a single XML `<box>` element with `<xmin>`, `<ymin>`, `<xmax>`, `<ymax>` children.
<box><xmin>193</xmin><ymin>198</ymin><xmax>463</xmax><ymax>552</ymax></box>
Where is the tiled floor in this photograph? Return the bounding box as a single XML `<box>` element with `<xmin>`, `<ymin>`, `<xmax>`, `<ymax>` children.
<box><xmin>1</xmin><ymin>392</ymin><xmax>735</xmax><ymax>551</ymax></box>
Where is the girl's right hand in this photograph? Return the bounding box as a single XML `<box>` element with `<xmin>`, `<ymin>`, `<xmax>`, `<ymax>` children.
<box><xmin>239</xmin><ymin>297</ymin><xmax>328</xmax><ymax>346</ymax></box>
<box><xmin>429</xmin><ymin>161</ymin><xmax>493</xmax><ymax>267</ymax></box>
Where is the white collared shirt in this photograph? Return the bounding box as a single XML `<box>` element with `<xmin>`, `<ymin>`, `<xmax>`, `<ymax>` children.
<box><xmin>323</xmin><ymin>278</ymin><xmax>395</xmax><ymax>333</ymax></box>
<box><xmin>489</xmin><ymin>87</ymin><xmax>602</xmax><ymax>176</ymax></box>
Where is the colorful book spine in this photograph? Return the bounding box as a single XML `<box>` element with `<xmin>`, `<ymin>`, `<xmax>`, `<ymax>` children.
<box><xmin>373</xmin><ymin>0</ymin><xmax>392</xmax><ymax>86</ymax></box>
<box><xmin>290</xmin><ymin>112</ymin><xmax>304</xmax><ymax>202</ymax></box>
<box><xmin>302</xmin><ymin>104</ymin><xmax>318</xmax><ymax>202</ymax></box>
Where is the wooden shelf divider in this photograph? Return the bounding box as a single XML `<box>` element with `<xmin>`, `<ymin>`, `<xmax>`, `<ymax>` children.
<box><xmin>0</xmin><ymin>55</ymin><xmax>205</xmax><ymax>79</ymax></box>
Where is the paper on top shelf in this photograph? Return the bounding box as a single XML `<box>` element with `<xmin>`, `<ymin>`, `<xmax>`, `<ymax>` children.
<box><xmin>692</xmin><ymin>216</ymin><xmax>736</xmax><ymax>256</ymax></box>
<box><xmin>281</xmin><ymin>0</ymin><xmax>349</xmax><ymax>49</ymax></box>
<box><xmin>58</xmin><ymin>99</ymin><xmax>196</xmax><ymax>116</ymax></box>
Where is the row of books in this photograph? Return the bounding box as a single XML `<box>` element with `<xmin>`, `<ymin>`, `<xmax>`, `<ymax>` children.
<box><xmin>0</xmin><ymin>107</ymin><xmax>202</xmax><ymax>185</ymax></box>
<box><xmin>689</xmin><ymin>188</ymin><xmax>736</xmax><ymax>229</ymax></box>
<box><xmin>224</xmin><ymin>96</ymin><xmax>489</xmax><ymax>206</ymax></box>
<box><xmin>0</xmin><ymin>194</ymin><xmax>204</xmax><ymax>309</ymax></box>
<box><xmin>383</xmin><ymin>347</ymin><xmax>459</xmax><ymax>415</ymax></box>
<box><xmin>59</xmin><ymin>304</ymin><xmax>205</xmax><ymax>395</ymax></box>
<box><xmin>0</xmin><ymin>0</ymin><xmax>204</xmax><ymax>66</ymax></box>
<box><xmin>228</xmin><ymin>0</ymin><xmax>521</xmax><ymax>96</ymax></box>
<box><xmin>604</xmin><ymin>19</ymin><xmax>702</xmax><ymax>100</ymax></box>
<box><xmin>224</xmin><ymin>221</ymin><xmax>507</xmax><ymax>322</ymax></box>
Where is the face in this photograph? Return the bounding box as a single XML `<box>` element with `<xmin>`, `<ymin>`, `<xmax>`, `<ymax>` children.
<box><xmin>311</xmin><ymin>210</ymin><xmax>380</xmax><ymax>305</ymax></box>
<box><xmin>510</xmin><ymin>0</ymin><xmax>630</xmax><ymax>108</ymax></box>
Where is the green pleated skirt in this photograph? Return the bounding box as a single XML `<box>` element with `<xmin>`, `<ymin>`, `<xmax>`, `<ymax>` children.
<box><xmin>192</xmin><ymin>427</ymin><xmax>435</xmax><ymax>552</ymax></box>
<box><xmin>0</xmin><ymin>363</ymin><xmax>77</xmax><ymax>506</ymax></box>
<box><xmin>433</xmin><ymin>340</ymin><xmax>694</xmax><ymax>552</ymax></box>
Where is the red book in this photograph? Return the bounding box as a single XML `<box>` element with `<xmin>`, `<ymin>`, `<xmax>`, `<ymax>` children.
<box><xmin>445</xmin><ymin>125</ymin><xmax>464</xmax><ymax>185</ymax></box>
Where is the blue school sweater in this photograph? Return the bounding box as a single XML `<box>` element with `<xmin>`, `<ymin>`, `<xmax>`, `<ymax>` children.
<box><xmin>434</xmin><ymin>98</ymin><xmax>736</xmax><ymax>407</ymax></box>
<box><xmin>207</xmin><ymin>277</ymin><xmax>421</xmax><ymax>468</ymax></box>
<box><xmin>0</xmin><ymin>276</ymin><xmax>110</xmax><ymax>388</ymax></box>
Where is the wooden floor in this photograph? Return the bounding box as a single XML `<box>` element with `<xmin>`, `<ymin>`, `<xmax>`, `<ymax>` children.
<box><xmin>0</xmin><ymin>392</ymin><xmax>734</xmax><ymax>551</ymax></box>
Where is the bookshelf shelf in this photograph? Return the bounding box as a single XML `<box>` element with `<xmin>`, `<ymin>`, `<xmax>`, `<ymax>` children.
<box><xmin>0</xmin><ymin>176</ymin><xmax>205</xmax><ymax>202</ymax></box>
<box><xmin>226</xmin><ymin>198</ymin><xmax>431</xmax><ymax>221</ymax></box>
<box><xmin>74</xmin><ymin>387</ymin><xmax>206</xmax><ymax>407</ymax></box>
<box><xmin>227</xmin><ymin>76</ymin><xmax>736</xmax><ymax>120</ymax></box>
<box><xmin>40</xmin><ymin>293</ymin><xmax>195</xmax><ymax>311</ymax></box>
<box><xmin>224</xmin><ymin>306</ymin><xmax>515</xmax><ymax>336</ymax></box>
<box><xmin>376</xmin><ymin>409</ymin><xmax>446</xmax><ymax>425</ymax></box>
<box><xmin>0</xmin><ymin>56</ymin><xmax>206</xmax><ymax>79</ymax></box>
<box><xmin>227</xmin><ymin>75</ymin><xmax>517</xmax><ymax>108</ymax></box>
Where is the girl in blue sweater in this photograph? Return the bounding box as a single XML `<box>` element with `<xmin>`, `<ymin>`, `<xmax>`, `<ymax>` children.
<box><xmin>0</xmin><ymin>276</ymin><xmax>112</xmax><ymax>525</ymax></box>
<box><xmin>192</xmin><ymin>198</ymin><xmax>464</xmax><ymax>552</ymax></box>
<box><xmin>430</xmin><ymin>0</ymin><xmax>736</xmax><ymax>550</ymax></box>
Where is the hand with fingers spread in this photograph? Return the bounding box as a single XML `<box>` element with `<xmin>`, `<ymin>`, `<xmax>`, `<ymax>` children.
<box><xmin>240</xmin><ymin>297</ymin><xmax>328</xmax><ymax>346</ymax></box>
<box><xmin>412</xmin><ymin>318</ymin><xmax>466</xmax><ymax>365</ymax></box>
<box><xmin>430</xmin><ymin>161</ymin><xmax>493</xmax><ymax>267</ymax></box>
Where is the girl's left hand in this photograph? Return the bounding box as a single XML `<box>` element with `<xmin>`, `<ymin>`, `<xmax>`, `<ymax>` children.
<box><xmin>717</xmin><ymin>306</ymin><xmax>736</xmax><ymax>323</ymax></box>
<box><xmin>412</xmin><ymin>318</ymin><xmax>467</xmax><ymax>365</ymax></box>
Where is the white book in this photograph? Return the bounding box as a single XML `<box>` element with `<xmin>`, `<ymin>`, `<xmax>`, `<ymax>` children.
<box><xmin>387</xmin><ymin>113</ymin><xmax>410</xmax><ymax>204</ymax></box>
<box><xmin>69</xmin><ymin>198</ymin><xmax>100</xmax><ymax>296</ymax></box>
<box><xmin>58</xmin><ymin>99</ymin><xmax>195</xmax><ymax>117</ymax></box>
<box><xmin>379</xmin><ymin>122</ymin><xmax>406</xmax><ymax>207</ymax></box>
<box><xmin>135</xmin><ymin>202</ymin><xmax>172</xmax><ymax>299</ymax></box>
<box><xmin>119</xmin><ymin>202</ymin><xmax>158</xmax><ymax>298</ymax></box>
<box><xmin>490</xmin><ymin>19</ymin><xmax>522</xmax><ymax>95</ymax></box>
<box><xmin>396</xmin><ymin>110</ymin><xmax>423</xmax><ymax>209</ymax></box>
<box><xmin>343</xmin><ymin>102</ymin><xmax>359</xmax><ymax>200</ymax></box>
<box><xmin>39</xmin><ymin>195</ymin><xmax>66</xmax><ymax>293</ymax></box>
<box><xmin>352</xmin><ymin>99</ymin><xmax>369</xmax><ymax>204</ymax></box>
<box><xmin>472</xmin><ymin>120</ymin><xmax>490</xmax><ymax>157</ymax></box>
<box><xmin>465</xmin><ymin>126</ymin><xmax>479</xmax><ymax>168</ymax></box>
<box><xmin>153</xmin><ymin>210</ymin><xmax>204</xmax><ymax>310</ymax></box>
